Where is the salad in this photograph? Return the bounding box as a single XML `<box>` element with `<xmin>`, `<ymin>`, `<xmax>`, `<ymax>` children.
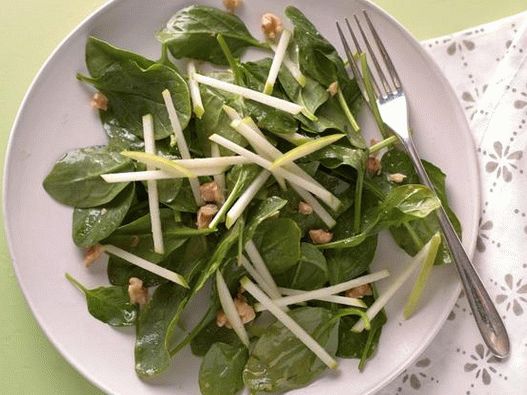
<box><xmin>43</xmin><ymin>3</ymin><xmax>461</xmax><ymax>394</ymax></box>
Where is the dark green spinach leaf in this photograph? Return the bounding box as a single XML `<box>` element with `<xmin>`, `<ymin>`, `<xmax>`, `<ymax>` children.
<box><xmin>277</xmin><ymin>242</ymin><xmax>328</xmax><ymax>290</ymax></box>
<box><xmin>253</xmin><ymin>218</ymin><xmax>301</xmax><ymax>275</ymax></box>
<box><xmin>72</xmin><ymin>183</ymin><xmax>135</xmax><ymax>247</ymax></box>
<box><xmin>43</xmin><ymin>146</ymin><xmax>133</xmax><ymax>208</ymax></box>
<box><xmin>243</xmin><ymin>307</ymin><xmax>339</xmax><ymax>393</ymax></box>
<box><xmin>199</xmin><ymin>343</ymin><xmax>248</xmax><ymax>395</ymax></box>
<box><xmin>156</xmin><ymin>5</ymin><xmax>261</xmax><ymax>65</ymax></box>
<box><xmin>65</xmin><ymin>273</ymin><xmax>137</xmax><ymax>327</ymax></box>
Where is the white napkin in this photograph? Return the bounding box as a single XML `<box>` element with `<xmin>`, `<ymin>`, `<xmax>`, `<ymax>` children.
<box><xmin>379</xmin><ymin>11</ymin><xmax>527</xmax><ymax>395</ymax></box>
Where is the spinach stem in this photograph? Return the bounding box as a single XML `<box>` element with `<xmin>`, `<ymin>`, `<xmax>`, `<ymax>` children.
<box><xmin>158</xmin><ymin>43</ymin><xmax>171</xmax><ymax>67</ymax></box>
<box><xmin>369</xmin><ymin>135</ymin><xmax>398</xmax><ymax>154</ymax></box>
<box><xmin>216</xmin><ymin>34</ymin><xmax>242</xmax><ymax>85</ymax></box>
<box><xmin>65</xmin><ymin>273</ymin><xmax>87</xmax><ymax>294</ymax></box>
<box><xmin>359</xmin><ymin>53</ymin><xmax>389</xmax><ymax>139</ymax></box>
<box><xmin>403</xmin><ymin>223</ymin><xmax>424</xmax><ymax>250</ymax></box>
<box><xmin>336</xmin><ymin>88</ymin><xmax>360</xmax><ymax>134</ymax></box>
<box><xmin>353</xmin><ymin>169</ymin><xmax>364</xmax><ymax>233</ymax></box>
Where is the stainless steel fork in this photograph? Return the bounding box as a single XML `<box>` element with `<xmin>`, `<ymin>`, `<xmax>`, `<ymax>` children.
<box><xmin>337</xmin><ymin>12</ymin><xmax>510</xmax><ymax>358</ymax></box>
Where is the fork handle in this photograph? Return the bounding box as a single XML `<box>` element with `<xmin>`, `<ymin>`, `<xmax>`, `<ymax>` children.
<box><xmin>402</xmin><ymin>137</ymin><xmax>510</xmax><ymax>358</ymax></box>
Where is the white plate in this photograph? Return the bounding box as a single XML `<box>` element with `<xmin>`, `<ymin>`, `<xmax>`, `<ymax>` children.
<box><xmin>3</xmin><ymin>0</ymin><xmax>480</xmax><ymax>394</ymax></box>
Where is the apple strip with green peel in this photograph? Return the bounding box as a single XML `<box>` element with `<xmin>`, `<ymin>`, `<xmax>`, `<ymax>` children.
<box><xmin>244</xmin><ymin>240</ymin><xmax>281</xmax><ymax>300</ymax></box>
<box><xmin>241</xmin><ymin>276</ymin><xmax>338</xmax><ymax>369</ymax></box>
<box><xmin>239</xmin><ymin>256</ymin><xmax>282</xmax><ymax>300</ymax></box>
<box><xmin>271</xmin><ymin>134</ymin><xmax>346</xmax><ymax>169</ymax></box>
<box><xmin>121</xmin><ymin>151</ymin><xmax>195</xmax><ymax>178</ymax></box>
<box><xmin>101</xmin><ymin>168</ymin><xmax>226</xmax><ymax>183</ymax></box>
<box><xmin>252</xmin><ymin>287</ymin><xmax>366</xmax><ymax>311</ymax></box>
<box><xmin>256</xmin><ymin>270</ymin><xmax>389</xmax><ymax>310</ymax></box>
<box><xmin>194</xmin><ymin>73</ymin><xmax>303</xmax><ymax>115</ymax></box>
<box><xmin>352</xmin><ymin>235</ymin><xmax>440</xmax><ymax>333</ymax></box>
<box><xmin>270</xmin><ymin>43</ymin><xmax>306</xmax><ymax>87</ymax></box>
<box><xmin>263</xmin><ymin>29</ymin><xmax>291</xmax><ymax>95</ymax></box>
<box><xmin>162</xmin><ymin>89</ymin><xmax>203</xmax><ymax>206</ymax></box>
<box><xmin>216</xmin><ymin>271</ymin><xmax>249</xmax><ymax>346</ymax></box>
<box><xmin>209</xmin><ymin>133</ymin><xmax>342</xmax><ymax>211</ymax></box>
<box><xmin>187</xmin><ymin>61</ymin><xmax>204</xmax><ymax>119</ymax></box>
<box><xmin>102</xmin><ymin>245</ymin><xmax>188</xmax><ymax>288</ymax></box>
<box><xmin>142</xmin><ymin>114</ymin><xmax>164</xmax><ymax>254</ymax></box>
<box><xmin>225</xmin><ymin>170</ymin><xmax>271</xmax><ymax>228</ymax></box>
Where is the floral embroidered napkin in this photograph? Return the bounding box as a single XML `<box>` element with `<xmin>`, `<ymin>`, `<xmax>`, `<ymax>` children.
<box><xmin>379</xmin><ymin>11</ymin><xmax>527</xmax><ymax>395</ymax></box>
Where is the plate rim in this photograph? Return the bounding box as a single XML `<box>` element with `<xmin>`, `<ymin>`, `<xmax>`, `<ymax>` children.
<box><xmin>2</xmin><ymin>0</ymin><xmax>480</xmax><ymax>394</ymax></box>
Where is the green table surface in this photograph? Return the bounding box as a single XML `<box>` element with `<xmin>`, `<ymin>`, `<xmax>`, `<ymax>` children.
<box><xmin>1</xmin><ymin>0</ymin><xmax>525</xmax><ymax>393</ymax></box>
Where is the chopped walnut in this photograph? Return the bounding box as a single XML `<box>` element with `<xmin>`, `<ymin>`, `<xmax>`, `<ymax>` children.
<box><xmin>83</xmin><ymin>244</ymin><xmax>104</xmax><ymax>267</ymax></box>
<box><xmin>327</xmin><ymin>81</ymin><xmax>339</xmax><ymax>97</ymax></box>
<box><xmin>309</xmin><ymin>229</ymin><xmax>333</xmax><ymax>244</ymax></box>
<box><xmin>367</xmin><ymin>156</ymin><xmax>382</xmax><ymax>175</ymax></box>
<box><xmin>261</xmin><ymin>13</ymin><xmax>283</xmax><ymax>41</ymax></box>
<box><xmin>199</xmin><ymin>181</ymin><xmax>224</xmax><ymax>204</ymax></box>
<box><xmin>128</xmin><ymin>277</ymin><xmax>148</xmax><ymax>305</ymax></box>
<box><xmin>223</xmin><ymin>0</ymin><xmax>241</xmax><ymax>13</ymax></box>
<box><xmin>216</xmin><ymin>295</ymin><xmax>255</xmax><ymax>329</ymax></box>
<box><xmin>196</xmin><ymin>204</ymin><xmax>219</xmax><ymax>229</ymax></box>
<box><xmin>298</xmin><ymin>201</ymin><xmax>313</xmax><ymax>215</ymax></box>
<box><xmin>370</xmin><ymin>138</ymin><xmax>379</xmax><ymax>146</ymax></box>
<box><xmin>387</xmin><ymin>173</ymin><xmax>407</xmax><ymax>183</ymax></box>
<box><xmin>345</xmin><ymin>283</ymin><xmax>372</xmax><ymax>298</ymax></box>
<box><xmin>90</xmin><ymin>92</ymin><xmax>108</xmax><ymax>111</ymax></box>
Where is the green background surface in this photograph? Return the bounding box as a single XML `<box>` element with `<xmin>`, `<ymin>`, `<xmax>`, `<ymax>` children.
<box><xmin>1</xmin><ymin>0</ymin><xmax>525</xmax><ymax>393</ymax></box>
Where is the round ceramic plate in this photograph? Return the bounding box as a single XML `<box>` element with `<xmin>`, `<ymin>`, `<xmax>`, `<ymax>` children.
<box><xmin>4</xmin><ymin>0</ymin><xmax>480</xmax><ymax>394</ymax></box>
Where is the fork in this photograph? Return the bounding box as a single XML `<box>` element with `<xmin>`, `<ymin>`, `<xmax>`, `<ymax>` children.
<box><xmin>337</xmin><ymin>11</ymin><xmax>510</xmax><ymax>359</ymax></box>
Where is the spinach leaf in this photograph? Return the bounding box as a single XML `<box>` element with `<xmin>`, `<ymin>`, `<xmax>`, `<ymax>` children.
<box><xmin>157</xmin><ymin>5</ymin><xmax>261</xmax><ymax>65</ymax></box>
<box><xmin>241</xmin><ymin>60</ymin><xmax>298</xmax><ymax>134</ymax></box>
<box><xmin>163</xmin><ymin>180</ymin><xmax>199</xmax><ymax>213</ymax></box>
<box><xmin>72</xmin><ymin>183</ymin><xmax>135</xmax><ymax>247</ymax></box>
<box><xmin>243</xmin><ymin>307</ymin><xmax>339</xmax><ymax>393</ymax></box>
<box><xmin>65</xmin><ymin>274</ymin><xmax>137</xmax><ymax>327</ymax></box>
<box><xmin>191</xmin><ymin>320</ymin><xmax>242</xmax><ymax>357</ymax></box>
<box><xmin>337</xmin><ymin>297</ymin><xmax>386</xmax><ymax>370</ymax></box>
<box><xmin>278</xmin><ymin>66</ymin><xmax>329</xmax><ymax>116</ymax></box>
<box><xmin>199</xmin><ymin>343</ymin><xmax>248</xmax><ymax>395</ymax></box>
<box><xmin>243</xmin><ymin>196</ymin><xmax>288</xmax><ymax>243</ymax></box>
<box><xmin>103</xmin><ymin>112</ymin><xmax>145</xmax><ymax>152</ymax></box>
<box><xmin>378</xmin><ymin>150</ymin><xmax>462</xmax><ymax>265</ymax></box>
<box><xmin>85</xmin><ymin>36</ymin><xmax>155</xmax><ymax>78</ymax></box>
<box><xmin>285</xmin><ymin>7</ymin><xmax>361</xmax><ymax>104</ymax></box>
<box><xmin>78</xmin><ymin>60</ymin><xmax>190</xmax><ymax>140</ymax></box>
<box><xmin>320</xmin><ymin>184</ymin><xmax>440</xmax><ymax>249</ymax></box>
<box><xmin>43</xmin><ymin>146</ymin><xmax>133</xmax><ymax>208</ymax></box>
<box><xmin>309</xmin><ymin>144</ymin><xmax>366</xmax><ymax>173</ymax></box>
<box><xmin>277</xmin><ymin>242</ymin><xmax>328</xmax><ymax>290</ymax></box>
<box><xmin>253</xmin><ymin>218</ymin><xmax>301</xmax><ymax>275</ymax></box>
<box><xmin>195</xmin><ymin>82</ymin><xmax>247</xmax><ymax>155</ymax></box>
<box><xmin>134</xmin><ymin>240</ymin><xmax>209</xmax><ymax>377</ymax></box>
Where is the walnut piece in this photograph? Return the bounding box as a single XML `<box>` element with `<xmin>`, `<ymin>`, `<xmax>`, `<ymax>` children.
<box><xmin>223</xmin><ymin>0</ymin><xmax>241</xmax><ymax>13</ymax></box>
<box><xmin>196</xmin><ymin>204</ymin><xmax>219</xmax><ymax>229</ymax></box>
<box><xmin>326</xmin><ymin>81</ymin><xmax>339</xmax><ymax>97</ymax></box>
<box><xmin>309</xmin><ymin>229</ymin><xmax>333</xmax><ymax>244</ymax></box>
<box><xmin>128</xmin><ymin>277</ymin><xmax>148</xmax><ymax>305</ymax></box>
<box><xmin>199</xmin><ymin>181</ymin><xmax>224</xmax><ymax>204</ymax></box>
<box><xmin>298</xmin><ymin>201</ymin><xmax>313</xmax><ymax>215</ymax></box>
<box><xmin>216</xmin><ymin>295</ymin><xmax>255</xmax><ymax>329</ymax></box>
<box><xmin>345</xmin><ymin>283</ymin><xmax>372</xmax><ymax>298</ymax></box>
<box><xmin>387</xmin><ymin>173</ymin><xmax>407</xmax><ymax>183</ymax></box>
<box><xmin>261</xmin><ymin>13</ymin><xmax>283</xmax><ymax>41</ymax></box>
<box><xmin>83</xmin><ymin>244</ymin><xmax>104</xmax><ymax>267</ymax></box>
<box><xmin>90</xmin><ymin>92</ymin><xmax>108</xmax><ymax>111</ymax></box>
<box><xmin>367</xmin><ymin>156</ymin><xmax>382</xmax><ymax>175</ymax></box>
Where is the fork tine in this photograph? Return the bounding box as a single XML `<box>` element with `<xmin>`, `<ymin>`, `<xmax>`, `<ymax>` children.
<box><xmin>344</xmin><ymin>18</ymin><xmax>381</xmax><ymax>97</ymax></box>
<box><xmin>363</xmin><ymin>11</ymin><xmax>401</xmax><ymax>89</ymax></box>
<box><xmin>336</xmin><ymin>21</ymin><xmax>367</xmax><ymax>98</ymax></box>
<box><xmin>353</xmin><ymin>14</ymin><xmax>393</xmax><ymax>97</ymax></box>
